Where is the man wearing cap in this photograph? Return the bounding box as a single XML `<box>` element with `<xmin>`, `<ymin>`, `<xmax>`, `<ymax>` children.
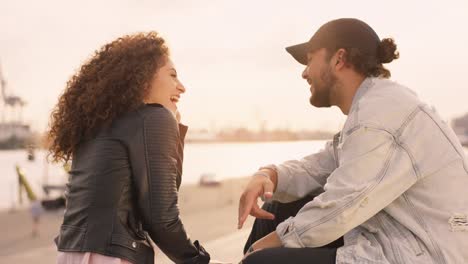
<box><xmin>237</xmin><ymin>18</ymin><xmax>468</xmax><ymax>263</ymax></box>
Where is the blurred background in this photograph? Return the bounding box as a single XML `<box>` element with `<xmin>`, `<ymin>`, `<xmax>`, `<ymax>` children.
<box><xmin>1</xmin><ymin>0</ymin><xmax>467</xmax><ymax>263</ymax></box>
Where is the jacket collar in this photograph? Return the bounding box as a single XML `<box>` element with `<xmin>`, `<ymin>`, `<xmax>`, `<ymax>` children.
<box><xmin>348</xmin><ymin>77</ymin><xmax>374</xmax><ymax>115</ymax></box>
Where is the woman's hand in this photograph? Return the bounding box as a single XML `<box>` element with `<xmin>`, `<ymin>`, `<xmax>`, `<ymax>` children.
<box><xmin>175</xmin><ymin>109</ymin><xmax>181</xmax><ymax>123</ymax></box>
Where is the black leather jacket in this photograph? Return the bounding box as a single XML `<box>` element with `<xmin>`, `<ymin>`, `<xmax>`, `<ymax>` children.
<box><xmin>55</xmin><ymin>104</ymin><xmax>210</xmax><ymax>264</ymax></box>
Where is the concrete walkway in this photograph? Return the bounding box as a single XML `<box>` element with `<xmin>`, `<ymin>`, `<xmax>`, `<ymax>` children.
<box><xmin>0</xmin><ymin>177</ymin><xmax>255</xmax><ymax>263</ymax></box>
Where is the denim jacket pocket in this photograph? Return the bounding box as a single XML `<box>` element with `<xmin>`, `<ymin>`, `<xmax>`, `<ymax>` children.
<box><xmin>396</xmin><ymin>229</ymin><xmax>433</xmax><ymax>263</ymax></box>
<box><xmin>405</xmin><ymin>230</ymin><xmax>425</xmax><ymax>256</ymax></box>
<box><xmin>379</xmin><ymin>213</ymin><xmax>425</xmax><ymax>257</ymax></box>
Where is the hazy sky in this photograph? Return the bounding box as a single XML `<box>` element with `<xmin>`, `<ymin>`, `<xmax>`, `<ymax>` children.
<box><xmin>1</xmin><ymin>0</ymin><xmax>467</xmax><ymax>133</ymax></box>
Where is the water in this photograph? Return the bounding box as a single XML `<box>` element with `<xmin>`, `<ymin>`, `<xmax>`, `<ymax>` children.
<box><xmin>2</xmin><ymin>141</ymin><xmax>467</xmax><ymax>212</ymax></box>
<box><xmin>0</xmin><ymin>140</ymin><xmax>328</xmax><ymax>211</ymax></box>
<box><xmin>182</xmin><ymin>140</ymin><xmax>328</xmax><ymax>183</ymax></box>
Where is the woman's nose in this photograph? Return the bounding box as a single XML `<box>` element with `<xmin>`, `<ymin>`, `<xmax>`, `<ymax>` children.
<box><xmin>178</xmin><ymin>81</ymin><xmax>186</xmax><ymax>93</ymax></box>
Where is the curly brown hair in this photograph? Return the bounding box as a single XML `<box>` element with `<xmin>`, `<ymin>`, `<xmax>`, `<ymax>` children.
<box><xmin>47</xmin><ymin>32</ymin><xmax>169</xmax><ymax>163</ymax></box>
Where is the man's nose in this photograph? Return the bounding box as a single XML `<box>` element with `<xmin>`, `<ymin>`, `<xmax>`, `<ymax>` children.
<box><xmin>301</xmin><ymin>67</ymin><xmax>309</xmax><ymax>79</ymax></box>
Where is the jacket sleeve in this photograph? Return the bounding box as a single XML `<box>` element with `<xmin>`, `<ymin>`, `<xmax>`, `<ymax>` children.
<box><xmin>139</xmin><ymin>108</ymin><xmax>209</xmax><ymax>263</ymax></box>
<box><xmin>272</xmin><ymin>140</ymin><xmax>338</xmax><ymax>203</ymax></box>
<box><xmin>275</xmin><ymin>126</ymin><xmax>418</xmax><ymax>247</ymax></box>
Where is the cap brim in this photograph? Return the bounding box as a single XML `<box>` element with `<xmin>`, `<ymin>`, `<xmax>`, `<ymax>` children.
<box><xmin>285</xmin><ymin>42</ymin><xmax>311</xmax><ymax>65</ymax></box>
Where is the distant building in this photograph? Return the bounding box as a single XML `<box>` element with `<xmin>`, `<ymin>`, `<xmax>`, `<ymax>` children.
<box><xmin>185</xmin><ymin>129</ymin><xmax>218</xmax><ymax>143</ymax></box>
<box><xmin>1</xmin><ymin>60</ymin><xmax>32</xmax><ymax>149</ymax></box>
<box><xmin>185</xmin><ymin>127</ymin><xmax>334</xmax><ymax>143</ymax></box>
<box><xmin>452</xmin><ymin>113</ymin><xmax>468</xmax><ymax>147</ymax></box>
<box><xmin>0</xmin><ymin>123</ymin><xmax>31</xmax><ymax>141</ymax></box>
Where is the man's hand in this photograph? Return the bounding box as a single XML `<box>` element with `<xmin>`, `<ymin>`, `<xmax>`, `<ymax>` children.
<box><xmin>238</xmin><ymin>170</ymin><xmax>278</xmax><ymax>229</ymax></box>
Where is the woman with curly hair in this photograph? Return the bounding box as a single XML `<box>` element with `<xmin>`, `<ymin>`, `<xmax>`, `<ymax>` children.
<box><xmin>48</xmin><ymin>32</ymin><xmax>210</xmax><ymax>264</ymax></box>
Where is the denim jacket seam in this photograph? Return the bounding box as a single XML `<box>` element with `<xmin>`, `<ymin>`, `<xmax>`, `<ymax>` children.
<box><xmin>395</xmin><ymin>103</ymin><xmax>449</xmax><ymax>263</ymax></box>
<box><xmin>344</xmin><ymin>124</ymin><xmax>362</xmax><ymax>137</ymax></box>
<box><xmin>387</xmin><ymin>209</ymin><xmax>424</xmax><ymax>256</ymax></box>
<box><xmin>394</xmin><ymin>105</ymin><xmax>423</xmax><ymax>138</ymax></box>
<box><xmin>344</xmin><ymin>107</ymin><xmax>360</xmax><ymax>137</ymax></box>
<box><xmin>375</xmin><ymin>105</ymin><xmax>422</xmax><ymax>180</ymax></box>
<box><xmin>280</xmin><ymin>227</ymin><xmax>306</xmax><ymax>248</ymax></box>
<box><xmin>292</xmin><ymin>229</ymin><xmax>306</xmax><ymax>247</ymax></box>
<box><xmin>345</xmin><ymin>123</ymin><xmax>395</xmax><ymax>139</ymax></box>
<box><xmin>394</xmin><ymin>141</ymin><xmax>421</xmax><ymax>180</ymax></box>
<box><xmin>347</xmin><ymin>102</ymin><xmax>421</xmax><ymax>140</ymax></box>
<box><xmin>358</xmin><ymin>106</ymin><xmax>422</xmax><ymax>179</ymax></box>
<box><xmin>295</xmin><ymin>139</ymin><xmax>397</xmax><ymax>237</ymax></box>
<box><xmin>344</xmin><ymin>123</ymin><xmax>420</xmax><ymax>181</ymax></box>
<box><xmin>403</xmin><ymin>194</ymin><xmax>446</xmax><ymax>264</ymax></box>
<box><xmin>376</xmin><ymin>214</ymin><xmax>406</xmax><ymax>264</ymax></box>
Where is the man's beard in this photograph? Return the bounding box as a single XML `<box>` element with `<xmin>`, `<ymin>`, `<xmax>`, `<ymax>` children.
<box><xmin>309</xmin><ymin>65</ymin><xmax>337</xmax><ymax>108</ymax></box>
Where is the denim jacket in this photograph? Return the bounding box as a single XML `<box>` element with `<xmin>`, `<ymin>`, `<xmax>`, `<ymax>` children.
<box><xmin>272</xmin><ymin>78</ymin><xmax>468</xmax><ymax>263</ymax></box>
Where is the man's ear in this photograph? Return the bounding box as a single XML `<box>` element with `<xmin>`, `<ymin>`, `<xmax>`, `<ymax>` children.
<box><xmin>334</xmin><ymin>48</ymin><xmax>347</xmax><ymax>69</ymax></box>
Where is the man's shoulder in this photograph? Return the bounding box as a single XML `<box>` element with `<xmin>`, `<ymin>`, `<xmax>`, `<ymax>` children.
<box><xmin>346</xmin><ymin>78</ymin><xmax>424</xmax><ymax>133</ymax></box>
<box><xmin>363</xmin><ymin>78</ymin><xmax>420</xmax><ymax>109</ymax></box>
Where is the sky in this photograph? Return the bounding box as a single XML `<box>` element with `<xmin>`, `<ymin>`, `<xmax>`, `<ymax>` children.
<box><xmin>1</xmin><ymin>0</ymin><xmax>467</xmax><ymax>133</ymax></box>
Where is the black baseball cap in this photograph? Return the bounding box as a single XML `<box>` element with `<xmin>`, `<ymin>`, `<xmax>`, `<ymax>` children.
<box><xmin>286</xmin><ymin>18</ymin><xmax>381</xmax><ymax>65</ymax></box>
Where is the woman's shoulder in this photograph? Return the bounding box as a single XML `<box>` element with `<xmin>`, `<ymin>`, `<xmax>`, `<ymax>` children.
<box><xmin>108</xmin><ymin>104</ymin><xmax>178</xmax><ymax>139</ymax></box>
<box><xmin>138</xmin><ymin>104</ymin><xmax>178</xmax><ymax>127</ymax></box>
<box><xmin>114</xmin><ymin>103</ymin><xmax>174</xmax><ymax>124</ymax></box>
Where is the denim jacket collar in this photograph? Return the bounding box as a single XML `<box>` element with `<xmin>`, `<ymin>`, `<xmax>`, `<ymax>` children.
<box><xmin>348</xmin><ymin>77</ymin><xmax>374</xmax><ymax>116</ymax></box>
